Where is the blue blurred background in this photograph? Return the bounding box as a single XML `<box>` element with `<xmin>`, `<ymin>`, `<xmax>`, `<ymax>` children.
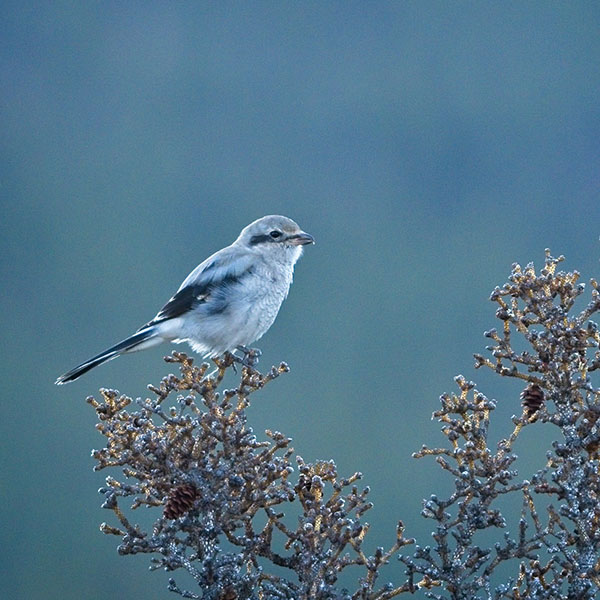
<box><xmin>2</xmin><ymin>2</ymin><xmax>599</xmax><ymax>598</ymax></box>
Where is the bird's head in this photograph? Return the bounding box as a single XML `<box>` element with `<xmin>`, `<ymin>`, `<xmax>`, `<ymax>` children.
<box><xmin>237</xmin><ymin>215</ymin><xmax>314</xmax><ymax>263</ymax></box>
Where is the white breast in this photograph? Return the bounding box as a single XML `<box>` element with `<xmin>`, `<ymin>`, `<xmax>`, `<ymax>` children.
<box><xmin>175</xmin><ymin>260</ymin><xmax>295</xmax><ymax>356</ymax></box>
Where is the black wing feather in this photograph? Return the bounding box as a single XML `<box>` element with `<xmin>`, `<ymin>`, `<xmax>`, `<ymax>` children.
<box><xmin>143</xmin><ymin>283</ymin><xmax>209</xmax><ymax>328</ymax></box>
<box><xmin>141</xmin><ymin>269</ymin><xmax>247</xmax><ymax>330</ymax></box>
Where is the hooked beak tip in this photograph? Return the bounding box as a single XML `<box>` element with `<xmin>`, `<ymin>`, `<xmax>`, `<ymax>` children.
<box><xmin>290</xmin><ymin>232</ymin><xmax>315</xmax><ymax>246</ymax></box>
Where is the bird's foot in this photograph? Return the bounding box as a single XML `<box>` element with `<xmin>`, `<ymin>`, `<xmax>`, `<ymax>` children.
<box><xmin>235</xmin><ymin>345</ymin><xmax>262</xmax><ymax>368</ymax></box>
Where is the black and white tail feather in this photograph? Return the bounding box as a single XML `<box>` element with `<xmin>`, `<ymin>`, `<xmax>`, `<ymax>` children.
<box><xmin>55</xmin><ymin>327</ymin><xmax>160</xmax><ymax>385</ymax></box>
<box><xmin>55</xmin><ymin>215</ymin><xmax>314</xmax><ymax>385</ymax></box>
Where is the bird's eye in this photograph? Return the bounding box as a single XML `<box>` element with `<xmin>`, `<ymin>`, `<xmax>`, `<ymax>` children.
<box><xmin>269</xmin><ymin>230</ymin><xmax>282</xmax><ymax>239</ymax></box>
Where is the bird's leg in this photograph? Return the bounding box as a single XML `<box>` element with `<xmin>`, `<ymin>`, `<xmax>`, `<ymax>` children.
<box><xmin>235</xmin><ymin>345</ymin><xmax>262</xmax><ymax>368</ymax></box>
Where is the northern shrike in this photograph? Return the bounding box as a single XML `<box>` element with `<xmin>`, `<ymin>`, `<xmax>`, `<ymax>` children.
<box><xmin>56</xmin><ymin>215</ymin><xmax>314</xmax><ymax>384</ymax></box>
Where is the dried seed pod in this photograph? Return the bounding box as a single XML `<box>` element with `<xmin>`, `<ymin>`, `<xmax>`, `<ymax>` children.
<box><xmin>163</xmin><ymin>484</ymin><xmax>199</xmax><ymax>520</ymax></box>
<box><xmin>520</xmin><ymin>384</ymin><xmax>545</xmax><ymax>418</ymax></box>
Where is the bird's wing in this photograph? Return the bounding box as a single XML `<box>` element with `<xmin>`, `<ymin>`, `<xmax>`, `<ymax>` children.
<box><xmin>141</xmin><ymin>245</ymin><xmax>254</xmax><ymax>327</ymax></box>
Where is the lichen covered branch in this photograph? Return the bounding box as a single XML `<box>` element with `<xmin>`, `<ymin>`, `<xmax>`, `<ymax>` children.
<box><xmin>89</xmin><ymin>352</ymin><xmax>413</xmax><ymax>599</ymax></box>
<box><xmin>402</xmin><ymin>251</ymin><xmax>600</xmax><ymax>599</ymax></box>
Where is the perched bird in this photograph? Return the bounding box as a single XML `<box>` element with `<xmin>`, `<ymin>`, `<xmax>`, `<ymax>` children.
<box><xmin>56</xmin><ymin>215</ymin><xmax>314</xmax><ymax>384</ymax></box>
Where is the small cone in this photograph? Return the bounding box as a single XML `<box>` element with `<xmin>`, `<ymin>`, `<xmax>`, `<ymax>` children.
<box><xmin>220</xmin><ymin>586</ymin><xmax>237</xmax><ymax>600</ymax></box>
<box><xmin>521</xmin><ymin>384</ymin><xmax>545</xmax><ymax>418</ymax></box>
<box><xmin>164</xmin><ymin>484</ymin><xmax>199</xmax><ymax>519</ymax></box>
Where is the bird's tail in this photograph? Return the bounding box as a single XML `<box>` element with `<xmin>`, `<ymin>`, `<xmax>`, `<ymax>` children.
<box><xmin>55</xmin><ymin>327</ymin><xmax>161</xmax><ymax>385</ymax></box>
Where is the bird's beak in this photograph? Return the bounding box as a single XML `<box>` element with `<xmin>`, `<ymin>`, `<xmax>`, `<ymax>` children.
<box><xmin>288</xmin><ymin>232</ymin><xmax>315</xmax><ymax>246</ymax></box>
